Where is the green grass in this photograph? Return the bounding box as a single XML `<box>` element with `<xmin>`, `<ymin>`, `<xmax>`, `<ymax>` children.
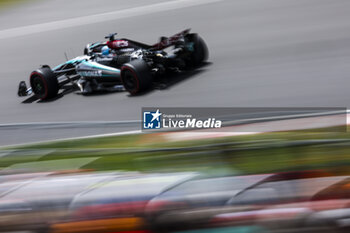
<box><xmin>0</xmin><ymin>0</ymin><xmax>30</xmax><ymax>8</ymax></box>
<box><xmin>1</xmin><ymin>127</ymin><xmax>350</xmax><ymax>175</ymax></box>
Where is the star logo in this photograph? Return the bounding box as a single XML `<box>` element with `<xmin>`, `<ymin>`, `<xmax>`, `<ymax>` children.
<box><xmin>151</xmin><ymin>109</ymin><xmax>162</xmax><ymax>122</ymax></box>
<box><xmin>143</xmin><ymin>109</ymin><xmax>162</xmax><ymax>129</ymax></box>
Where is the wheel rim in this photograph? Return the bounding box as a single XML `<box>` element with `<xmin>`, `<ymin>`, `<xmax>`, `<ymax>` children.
<box><xmin>123</xmin><ymin>70</ymin><xmax>137</xmax><ymax>92</ymax></box>
<box><xmin>31</xmin><ymin>75</ymin><xmax>46</xmax><ymax>97</ymax></box>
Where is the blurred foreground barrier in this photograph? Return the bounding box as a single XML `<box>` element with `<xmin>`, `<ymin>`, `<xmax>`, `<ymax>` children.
<box><xmin>51</xmin><ymin>217</ymin><xmax>146</xmax><ymax>233</ymax></box>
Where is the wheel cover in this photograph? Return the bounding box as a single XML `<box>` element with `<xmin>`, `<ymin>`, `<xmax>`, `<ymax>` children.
<box><xmin>31</xmin><ymin>75</ymin><xmax>46</xmax><ymax>97</ymax></box>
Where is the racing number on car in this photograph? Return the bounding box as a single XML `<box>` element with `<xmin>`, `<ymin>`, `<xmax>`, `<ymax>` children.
<box><xmin>114</xmin><ymin>40</ymin><xmax>129</xmax><ymax>48</ymax></box>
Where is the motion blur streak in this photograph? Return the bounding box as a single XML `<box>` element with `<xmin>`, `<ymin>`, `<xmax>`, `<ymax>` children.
<box><xmin>52</xmin><ymin>217</ymin><xmax>145</xmax><ymax>233</ymax></box>
<box><xmin>0</xmin><ymin>168</ymin><xmax>350</xmax><ymax>232</ymax></box>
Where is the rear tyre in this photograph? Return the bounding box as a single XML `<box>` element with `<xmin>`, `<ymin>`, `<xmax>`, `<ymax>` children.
<box><xmin>30</xmin><ymin>67</ymin><xmax>59</xmax><ymax>100</ymax></box>
<box><xmin>121</xmin><ymin>60</ymin><xmax>153</xmax><ymax>95</ymax></box>
<box><xmin>187</xmin><ymin>33</ymin><xmax>208</xmax><ymax>66</ymax></box>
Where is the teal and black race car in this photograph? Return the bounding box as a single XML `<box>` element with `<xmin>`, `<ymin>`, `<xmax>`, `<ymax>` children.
<box><xmin>18</xmin><ymin>29</ymin><xmax>208</xmax><ymax>100</ymax></box>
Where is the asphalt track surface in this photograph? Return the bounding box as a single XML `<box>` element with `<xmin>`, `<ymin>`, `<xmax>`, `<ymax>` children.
<box><xmin>0</xmin><ymin>0</ymin><xmax>350</xmax><ymax>145</ymax></box>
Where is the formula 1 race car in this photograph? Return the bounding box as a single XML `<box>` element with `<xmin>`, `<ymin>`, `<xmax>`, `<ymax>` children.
<box><xmin>18</xmin><ymin>29</ymin><xmax>208</xmax><ymax>100</ymax></box>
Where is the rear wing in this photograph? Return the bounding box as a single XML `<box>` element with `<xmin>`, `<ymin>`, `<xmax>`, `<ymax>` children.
<box><xmin>150</xmin><ymin>28</ymin><xmax>191</xmax><ymax>50</ymax></box>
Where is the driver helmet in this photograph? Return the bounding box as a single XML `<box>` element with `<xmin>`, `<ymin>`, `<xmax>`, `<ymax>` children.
<box><xmin>101</xmin><ymin>45</ymin><xmax>110</xmax><ymax>55</ymax></box>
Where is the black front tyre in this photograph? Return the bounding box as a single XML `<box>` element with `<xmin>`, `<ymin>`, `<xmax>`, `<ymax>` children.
<box><xmin>121</xmin><ymin>60</ymin><xmax>153</xmax><ymax>95</ymax></box>
<box><xmin>30</xmin><ymin>67</ymin><xmax>59</xmax><ymax>100</ymax></box>
<box><xmin>187</xmin><ymin>33</ymin><xmax>208</xmax><ymax>66</ymax></box>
